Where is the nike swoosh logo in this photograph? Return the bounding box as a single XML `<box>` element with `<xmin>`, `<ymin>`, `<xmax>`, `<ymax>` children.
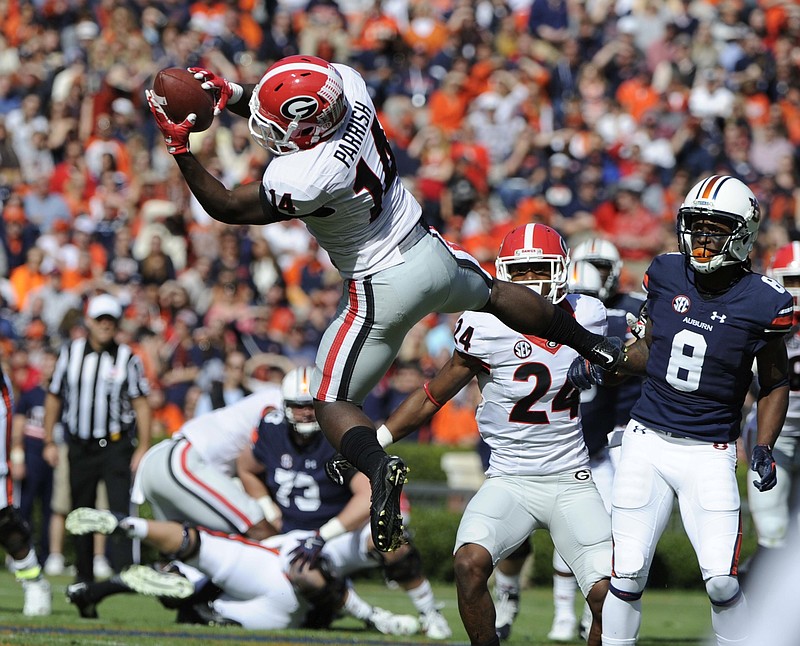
<box><xmin>595</xmin><ymin>350</ymin><xmax>613</xmax><ymax>363</ymax></box>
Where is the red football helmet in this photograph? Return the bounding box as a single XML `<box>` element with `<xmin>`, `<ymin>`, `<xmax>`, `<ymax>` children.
<box><xmin>769</xmin><ymin>241</ymin><xmax>800</xmax><ymax>320</ymax></box>
<box><xmin>249</xmin><ymin>55</ymin><xmax>347</xmax><ymax>155</ymax></box>
<box><xmin>495</xmin><ymin>223</ymin><xmax>570</xmax><ymax>303</ymax></box>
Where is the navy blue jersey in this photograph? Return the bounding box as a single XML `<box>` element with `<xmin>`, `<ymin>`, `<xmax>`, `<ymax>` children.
<box><xmin>251</xmin><ymin>416</ymin><xmax>352</xmax><ymax>532</ymax></box>
<box><xmin>631</xmin><ymin>253</ymin><xmax>793</xmax><ymax>443</ymax></box>
<box><xmin>16</xmin><ymin>386</ymin><xmax>46</xmax><ymax>440</ymax></box>
<box><xmin>581</xmin><ymin>291</ymin><xmax>646</xmax><ymax>455</ymax></box>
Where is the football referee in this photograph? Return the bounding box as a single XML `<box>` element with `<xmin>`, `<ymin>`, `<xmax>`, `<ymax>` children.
<box><xmin>43</xmin><ymin>294</ymin><xmax>151</xmax><ymax>584</ymax></box>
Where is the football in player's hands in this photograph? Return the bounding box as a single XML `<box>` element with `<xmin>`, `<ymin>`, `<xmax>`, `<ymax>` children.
<box><xmin>152</xmin><ymin>68</ymin><xmax>215</xmax><ymax>132</ymax></box>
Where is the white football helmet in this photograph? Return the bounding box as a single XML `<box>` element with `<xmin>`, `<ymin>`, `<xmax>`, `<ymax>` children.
<box><xmin>281</xmin><ymin>367</ymin><xmax>320</xmax><ymax>436</ymax></box>
<box><xmin>495</xmin><ymin>223</ymin><xmax>570</xmax><ymax>304</ymax></box>
<box><xmin>568</xmin><ymin>260</ymin><xmax>604</xmax><ymax>297</ymax></box>
<box><xmin>677</xmin><ymin>175</ymin><xmax>760</xmax><ymax>274</ymax></box>
<box><xmin>570</xmin><ymin>238</ymin><xmax>622</xmax><ymax>301</ymax></box>
<box><xmin>249</xmin><ymin>55</ymin><xmax>347</xmax><ymax>156</ymax></box>
<box><xmin>769</xmin><ymin>242</ymin><xmax>800</xmax><ymax>319</ymax></box>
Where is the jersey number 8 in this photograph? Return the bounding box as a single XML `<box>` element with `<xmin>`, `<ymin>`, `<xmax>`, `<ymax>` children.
<box><xmin>666</xmin><ymin>329</ymin><xmax>707</xmax><ymax>392</ymax></box>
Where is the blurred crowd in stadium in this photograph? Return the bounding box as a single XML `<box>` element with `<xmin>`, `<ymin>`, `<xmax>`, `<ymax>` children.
<box><xmin>1</xmin><ymin>0</ymin><xmax>800</xmax><ymax>558</ymax></box>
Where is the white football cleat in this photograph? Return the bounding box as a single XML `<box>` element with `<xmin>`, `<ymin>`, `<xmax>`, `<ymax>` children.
<box><xmin>120</xmin><ymin>565</ymin><xmax>195</xmax><ymax>599</ymax></box>
<box><xmin>495</xmin><ymin>591</ymin><xmax>520</xmax><ymax>640</ymax></box>
<box><xmin>548</xmin><ymin>615</ymin><xmax>578</xmax><ymax>642</ymax></box>
<box><xmin>66</xmin><ymin>508</ymin><xmax>120</xmax><ymax>536</ymax></box>
<box><xmin>420</xmin><ymin>608</ymin><xmax>452</xmax><ymax>639</ymax></box>
<box><xmin>366</xmin><ymin>606</ymin><xmax>420</xmax><ymax>635</ymax></box>
<box><xmin>23</xmin><ymin>578</ymin><xmax>52</xmax><ymax>616</ymax></box>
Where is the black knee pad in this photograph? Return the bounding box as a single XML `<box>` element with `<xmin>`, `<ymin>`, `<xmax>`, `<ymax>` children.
<box><xmin>382</xmin><ymin>540</ymin><xmax>424</xmax><ymax>584</ymax></box>
<box><xmin>0</xmin><ymin>506</ymin><xmax>32</xmax><ymax>555</ymax></box>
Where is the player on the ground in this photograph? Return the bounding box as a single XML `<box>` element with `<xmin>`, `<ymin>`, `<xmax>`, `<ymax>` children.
<box><xmin>237</xmin><ymin>367</ymin><xmax>452</xmax><ymax>639</ymax></box>
<box><xmin>65</xmin><ymin>507</ymin><xmax>419</xmax><ymax>633</ymax></box>
<box><xmin>571</xmin><ymin>175</ymin><xmax>791</xmax><ymax>645</ymax></box>
<box><xmin>146</xmin><ymin>55</ymin><xmax>622</xmax><ymax>553</ymax></box>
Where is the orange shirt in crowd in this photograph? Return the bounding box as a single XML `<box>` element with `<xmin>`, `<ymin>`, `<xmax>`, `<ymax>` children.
<box><xmin>616</xmin><ymin>77</ymin><xmax>660</xmax><ymax>123</ymax></box>
<box><xmin>779</xmin><ymin>96</ymin><xmax>800</xmax><ymax>145</ymax></box>
<box><xmin>427</xmin><ymin>88</ymin><xmax>470</xmax><ymax>135</ymax></box>
<box><xmin>743</xmin><ymin>92</ymin><xmax>772</xmax><ymax>129</ymax></box>
<box><xmin>352</xmin><ymin>13</ymin><xmax>402</xmax><ymax>51</ymax></box>
<box><xmin>153</xmin><ymin>403</ymin><xmax>185</xmax><ymax>437</ymax></box>
<box><xmin>430</xmin><ymin>398</ymin><xmax>480</xmax><ymax>446</ymax></box>
<box><xmin>402</xmin><ymin>18</ymin><xmax>448</xmax><ymax>57</ymax></box>
<box><xmin>9</xmin><ymin>266</ymin><xmax>47</xmax><ymax>311</ymax></box>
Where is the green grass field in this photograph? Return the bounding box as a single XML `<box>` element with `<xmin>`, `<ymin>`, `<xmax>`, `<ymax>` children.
<box><xmin>0</xmin><ymin>572</ymin><xmax>713</xmax><ymax>645</ymax></box>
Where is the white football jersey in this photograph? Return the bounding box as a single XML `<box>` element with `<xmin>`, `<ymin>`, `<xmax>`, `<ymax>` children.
<box><xmin>261</xmin><ymin>64</ymin><xmax>422</xmax><ymax>279</ymax></box>
<box><xmin>178</xmin><ymin>386</ymin><xmax>283</xmax><ymax>476</ymax></box>
<box><xmin>454</xmin><ymin>294</ymin><xmax>608</xmax><ymax>476</ymax></box>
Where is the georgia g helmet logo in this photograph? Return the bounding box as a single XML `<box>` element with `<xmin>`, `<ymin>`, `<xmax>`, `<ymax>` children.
<box><xmin>280</xmin><ymin>96</ymin><xmax>319</xmax><ymax>121</ymax></box>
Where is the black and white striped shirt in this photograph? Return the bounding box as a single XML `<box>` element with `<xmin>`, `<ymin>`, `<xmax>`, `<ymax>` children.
<box><xmin>49</xmin><ymin>339</ymin><xmax>149</xmax><ymax>441</ymax></box>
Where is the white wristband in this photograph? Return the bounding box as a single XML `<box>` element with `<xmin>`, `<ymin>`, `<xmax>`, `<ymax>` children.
<box><xmin>257</xmin><ymin>496</ymin><xmax>281</xmax><ymax>523</ymax></box>
<box><xmin>376</xmin><ymin>424</ymin><xmax>393</xmax><ymax>448</ymax></box>
<box><xmin>10</xmin><ymin>448</ymin><xmax>24</xmax><ymax>466</ymax></box>
<box><xmin>229</xmin><ymin>83</ymin><xmax>244</xmax><ymax>105</ymax></box>
<box><xmin>319</xmin><ymin>517</ymin><xmax>346</xmax><ymax>541</ymax></box>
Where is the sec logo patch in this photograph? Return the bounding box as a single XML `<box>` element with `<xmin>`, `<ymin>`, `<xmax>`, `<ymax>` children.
<box><xmin>514</xmin><ymin>340</ymin><xmax>532</xmax><ymax>359</ymax></box>
<box><xmin>672</xmin><ymin>295</ymin><xmax>691</xmax><ymax>314</ymax></box>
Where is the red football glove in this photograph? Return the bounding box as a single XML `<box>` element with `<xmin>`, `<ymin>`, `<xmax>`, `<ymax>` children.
<box><xmin>187</xmin><ymin>67</ymin><xmax>241</xmax><ymax>115</ymax></box>
<box><xmin>145</xmin><ymin>89</ymin><xmax>195</xmax><ymax>155</ymax></box>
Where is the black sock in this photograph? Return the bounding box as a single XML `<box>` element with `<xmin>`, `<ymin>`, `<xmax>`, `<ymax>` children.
<box><xmin>89</xmin><ymin>575</ymin><xmax>133</xmax><ymax>602</ymax></box>
<box><xmin>339</xmin><ymin>425</ymin><xmax>387</xmax><ymax>480</ymax></box>
<box><xmin>542</xmin><ymin>305</ymin><xmax>603</xmax><ymax>355</ymax></box>
<box><xmin>474</xmin><ymin>635</ymin><xmax>500</xmax><ymax>646</ymax></box>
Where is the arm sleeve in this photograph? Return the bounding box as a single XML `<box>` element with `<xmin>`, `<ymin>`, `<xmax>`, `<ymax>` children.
<box><xmin>126</xmin><ymin>354</ymin><xmax>150</xmax><ymax>398</ymax></box>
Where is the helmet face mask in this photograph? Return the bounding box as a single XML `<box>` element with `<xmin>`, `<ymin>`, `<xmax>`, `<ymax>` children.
<box><xmin>249</xmin><ymin>56</ymin><xmax>347</xmax><ymax>156</ymax></box>
<box><xmin>570</xmin><ymin>238</ymin><xmax>622</xmax><ymax>301</ymax></box>
<box><xmin>495</xmin><ymin>224</ymin><xmax>569</xmax><ymax>304</ymax></box>
<box><xmin>281</xmin><ymin>367</ymin><xmax>320</xmax><ymax>437</ymax></box>
<box><xmin>676</xmin><ymin>175</ymin><xmax>760</xmax><ymax>275</ymax></box>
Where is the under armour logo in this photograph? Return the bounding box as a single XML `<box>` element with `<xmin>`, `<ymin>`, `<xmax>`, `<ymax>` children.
<box><xmin>710</xmin><ymin>311</ymin><xmax>727</xmax><ymax>323</ymax></box>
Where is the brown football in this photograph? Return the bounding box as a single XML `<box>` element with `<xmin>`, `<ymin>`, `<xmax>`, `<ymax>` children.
<box><xmin>152</xmin><ymin>67</ymin><xmax>215</xmax><ymax>132</ymax></box>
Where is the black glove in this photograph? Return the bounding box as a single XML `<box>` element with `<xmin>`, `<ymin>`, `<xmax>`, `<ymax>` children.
<box><xmin>289</xmin><ymin>532</ymin><xmax>326</xmax><ymax>570</ymax></box>
<box><xmin>325</xmin><ymin>453</ymin><xmax>355</xmax><ymax>486</ymax></box>
<box><xmin>584</xmin><ymin>336</ymin><xmax>623</xmax><ymax>371</ymax></box>
<box><xmin>567</xmin><ymin>357</ymin><xmax>604</xmax><ymax>390</ymax></box>
<box><xmin>751</xmin><ymin>444</ymin><xmax>777</xmax><ymax>492</ymax></box>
